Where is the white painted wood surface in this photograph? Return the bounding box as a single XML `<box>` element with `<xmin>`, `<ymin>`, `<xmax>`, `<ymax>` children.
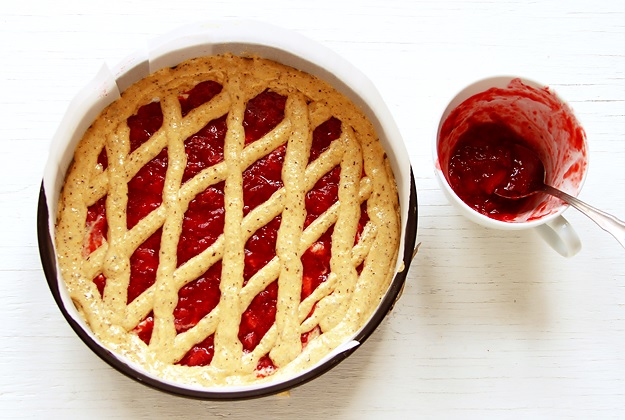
<box><xmin>2</xmin><ymin>0</ymin><xmax>625</xmax><ymax>418</ymax></box>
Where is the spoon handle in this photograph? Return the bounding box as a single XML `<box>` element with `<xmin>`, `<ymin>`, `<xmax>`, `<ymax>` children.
<box><xmin>543</xmin><ymin>184</ymin><xmax>625</xmax><ymax>249</ymax></box>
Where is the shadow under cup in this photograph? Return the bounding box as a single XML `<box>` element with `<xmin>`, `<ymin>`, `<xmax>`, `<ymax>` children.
<box><xmin>435</xmin><ymin>77</ymin><xmax>588</xmax><ymax>227</ymax></box>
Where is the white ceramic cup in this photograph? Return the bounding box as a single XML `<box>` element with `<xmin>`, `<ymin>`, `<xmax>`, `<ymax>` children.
<box><xmin>434</xmin><ymin>76</ymin><xmax>588</xmax><ymax>257</ymax></box>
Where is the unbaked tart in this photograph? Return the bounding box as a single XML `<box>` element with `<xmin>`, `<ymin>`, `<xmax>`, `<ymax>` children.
<box><xmin>55</xmin><ymin>54</ymin><xmax>400</xmax><ymax>387</ymax></box>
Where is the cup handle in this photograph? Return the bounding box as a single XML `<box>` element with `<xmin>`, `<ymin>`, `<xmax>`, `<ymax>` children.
<box><xmin>534</xmin><ymin>215</ymin><xmax>581</xmax><ymax>257</ymax></box>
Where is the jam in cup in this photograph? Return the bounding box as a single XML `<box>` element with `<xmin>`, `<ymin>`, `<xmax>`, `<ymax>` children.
<box><xmin>434</xmin><ymin>76</ymin><xmax>588</xmax><ymax>257</ymax></box>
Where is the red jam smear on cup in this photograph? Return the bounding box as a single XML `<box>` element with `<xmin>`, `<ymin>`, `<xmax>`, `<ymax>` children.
<box><xmin>86</xmin><ymin>83</ymin><xmax>369</xmax><ymax>373</ymax></box>
<box><xmin>438</xmin><ymin>78</ymin><xmax>586</xmax><ymax>222</ymax></box>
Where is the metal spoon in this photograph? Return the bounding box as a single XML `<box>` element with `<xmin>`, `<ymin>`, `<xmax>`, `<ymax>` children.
<box><xmin>494</xmin><ymin>144</ymin><xmax>625</xmax><ymax>249</ymax></box>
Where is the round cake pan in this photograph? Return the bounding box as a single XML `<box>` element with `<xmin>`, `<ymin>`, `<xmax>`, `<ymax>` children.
<box><xmin>37</xmin><ymin>20</ymin><xmax>418</xmax><ymax>400</ymax></box>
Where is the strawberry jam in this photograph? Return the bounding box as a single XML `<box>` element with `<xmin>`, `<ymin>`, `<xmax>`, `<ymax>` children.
<box><xmin>85</xmin><ymin>83</ymin><xmax>370</xmax><ymax>371</ymax></box>
<box><xmin>447</xmin><ymin>122</ymin><xmax>543</xmax><ymax>220</ymax></box>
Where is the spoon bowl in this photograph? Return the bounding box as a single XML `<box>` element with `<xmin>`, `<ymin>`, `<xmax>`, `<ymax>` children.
<box><xmin>494</xmin><ymin>146</ymin><xmax>625</xmax><ymax>249</ymax></box>
<box><xmin>493</xmin><ymin>142</ymin><xmax>546</xmax><ymax>200</ymax></box>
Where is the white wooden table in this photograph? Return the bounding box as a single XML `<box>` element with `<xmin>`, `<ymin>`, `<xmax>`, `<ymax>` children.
<box><xmin>2</xmin><ymin>0</ymin><xmax>625</xmax><ymax>418</ymax></box>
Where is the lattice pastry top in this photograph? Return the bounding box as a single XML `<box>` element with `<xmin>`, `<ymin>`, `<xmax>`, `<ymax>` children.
<box><xmin>55</xmin><ymin>54</ymin><xmax>400</xmax><ymax>387</ymax></box>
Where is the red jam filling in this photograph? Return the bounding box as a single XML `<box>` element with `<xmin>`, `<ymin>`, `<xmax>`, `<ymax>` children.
<box><xmin>85</xmin><ymin>83</ymin><xmax>369</xmax><ymax>373</ymax></box>
<box><xmin>174</xmin><ymin>262</ymin><xmax>222</xmax><ymax>333</ymax></box>
<box><xmin>179</xmin><ymin>80</ymin><xmax>223</xmax><ymax>117</ymax></box>
<box><xmin>84</xmin><ymin>196</ymin><xmax>107</xmax><ymax>256</ymax></box>
<box><xmin>180</xmin><ymin>81</ymin><xmax>226</xmax><ymax>182</ymax></box>
<box><xmin>177</xmin><ymin>335</ymin><xmax>215</xmax><ymax>367</ymax></box>
<box><xmin>243</xmin><ymin>89</ymin><xmax>287</xmax><ymax>145</ymax></box>
<box><xmin>242</xmin><ymin>145</ymin><xmax>286</xmax><ymax>215</ymax></box>
<box><xmin>182</xmin><ymin>115</ymin><xmax>227</xmax><ymax>183</ymax></box>
<box><xmin>448</xmin><ymin>122</ymin><xmax>543</xmax><ymax>221</ymax></box>
<box><xmin>177</xmin><ymin>182</ymin><xmax>225</xmax><ymax>266</ymax></box>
